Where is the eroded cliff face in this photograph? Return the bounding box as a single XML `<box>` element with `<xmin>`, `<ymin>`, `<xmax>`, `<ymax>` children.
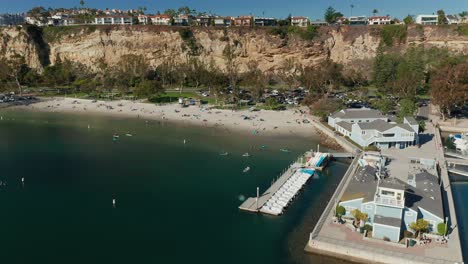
<box><xmin>0</xmin><ymin>25</ymin><xmax>466</xmax><ymax>74</ymax></box>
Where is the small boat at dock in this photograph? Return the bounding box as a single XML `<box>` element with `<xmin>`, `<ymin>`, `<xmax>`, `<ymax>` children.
<box><xmin>242</xmin><ymin>153</ymin><xmax>250</xmax><ymax>157</ymax></box>
<box><xmin>219</xmin><ymin>152</ymin><xmax>229</xmax><ymax>156</ymax></box>
<box><xmin>280</xmin><ymin>149</ymin><xmax>291</xmax><ymax>153</ymax></box>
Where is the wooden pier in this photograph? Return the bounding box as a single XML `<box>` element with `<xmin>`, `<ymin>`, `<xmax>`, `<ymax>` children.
<box><xmin>238</xmin><ymin>162</ymin><xmax>302</xmax><ymax>213</ymax></box>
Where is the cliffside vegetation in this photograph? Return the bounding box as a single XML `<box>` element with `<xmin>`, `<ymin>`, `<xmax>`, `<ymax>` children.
<box><xmin>0</xmin><ymin>24</ymin><xmax>466</xmax><ymax>119</ymax></box>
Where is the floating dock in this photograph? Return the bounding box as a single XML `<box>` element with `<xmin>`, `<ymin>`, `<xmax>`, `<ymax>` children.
<box><xmin>239</xmin><ymin>151</ymin><xmax>329</xmax><ymax>216</ymax></box>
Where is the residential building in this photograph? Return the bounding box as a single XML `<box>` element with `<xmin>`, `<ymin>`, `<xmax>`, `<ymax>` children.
<box><xmin>26</xmin><ymin>16</ymin><xmax>46</xmax><ymax>26</ymax></box>
<box><xmin>291</xmin><ymin>16</ymin><xmax>309</xmax><ymax>27</ymax></box>
<box><xmin>214</xmin><ymin>17</ymin><xmax>232</xmax><ymax>27</ymax></box>
<box><xmin>196</xmin><ymin>16</ymin><xmax>213</xmax><ymax>27</ymax></box>
<box><xmin>335</xmin><ymin>17</ymin><xmax>347</xmax><ymax>25</ymax></box>
<box><xmin>415</xmin><ymin>15</ymin><xmax>438</xmax><ymax>25</ymax></box>
<box><xmin>368</xmin><ymin>16</ymin><xmax>391</xmax><ymax>25</ymax></box>
<box><xmin>328</xmin><ymin>108</ymin><xmax>419</xmax><ymax>149</ymax></box>
<box><xmin>151</xmin><ymin>14</ymin><xmax>171</xmax><ymax>26</ymax></box>
<box><xmin>339</xmin><ymin>155</ymin><xmax>443</xmax><ymax>243</ymax></box>
<box><xmin>138</xmin><ymin>14</ymin><xmax>150</xmax><ymax>25</ymax></box>
<box><xmin>62</xmin><ymin>17</ymin><xmax>77</xmax><ymax>26</ymax></box>
<box><xmin>446</xmin><ymin>15</ymin><xmax>459</xmax><ymax>25</ymax></box>
<box><xmin>349</xmin><ymin>16</ymin><xmax>368</xmax><ymax>25</ymax></box>
<box><xmin>95</xmin><ymin>15</ymin><xmax>133</xmax><ymax>25</ymax></box>
<box><xmin>254</xmin><ymin>17</ymin><xmax>277</xmax><ymax>26</ymax></box>
<box><xmin>234</xmin><ymin>16</ymin><xmax>252</xmax><ymax>26</ymax></box>
<box><xmin>0</xmin><ymin>13</ymin><xmax>25</xmax><ymax>26</ymax></box>
<box><xmin>173</xmin><ymin>14</ymin><xmax>193</xmax><ymax>26</ymax></box>
<box><xmin>309</xmin><ymin>20</ymin><xmax>328</xmax><ymax>26</ymax></box>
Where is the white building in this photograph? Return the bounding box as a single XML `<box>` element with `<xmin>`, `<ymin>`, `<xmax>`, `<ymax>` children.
<box><xmin>446</xmin><ymin>15</ymin><xmax>459</xmax><ymax>25</ymax></box>
<box><xmin>0</xmin><ymin>13</ymin><xmax>25</xmax><ymax>26</ymax></box>
<box><xmin>309</xmin><ymin>20</ymin><xmax>328</xmax><ymax>26</ymax></box>
<box><xmin>291</xmin><ymin>16</ymin><xmax>309</xmax><ymax>27</ymax></box>
<box><xmin>328</xmin><ymin>108</ymin><xmax>419</xmax><ymax>149</ymax></box>
<box><xmin>349</xmin><ymin>16</ymin><xmax>368</xmax><ymax>25</ymax></box>
<box><xmin>368</xmin><ymin>16</ymin><xmax>391</xmax><ymax>25</ymax></box>
<box><xmin>95</xmin><ymin>16</ymin><xmax>133</xmax><ymax>25</ymax></box>
<box><xmin>151</xmin><ymin>15</ymin><xmax>171</xmax><ymax>25</ymax></box>
<box><xmin>415</xmin><ymin>15</ymin><xmax>438</xmax><ymax>25</ymax></box>
<box><xmin>137</xmin><ymin>14</ymin><xmax>149</xmax><ymax>24</ymax></box>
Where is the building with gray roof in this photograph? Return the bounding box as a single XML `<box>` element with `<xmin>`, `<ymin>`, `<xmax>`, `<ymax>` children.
<box><xmin>328</xmin><ymin>108</ymin><xmax>419</xmax><ymax>149</ymax></box>
<box><xmin>339</xmin><ymin>156</ymin><xmax>444</xmax><ymax>243</ymax></box>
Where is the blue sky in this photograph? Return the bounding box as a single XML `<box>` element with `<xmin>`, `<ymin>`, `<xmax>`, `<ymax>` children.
<box><xmin>1</xmin><ymin>0</ymin><xmax>467</xmax><ymax>19</ymax></box>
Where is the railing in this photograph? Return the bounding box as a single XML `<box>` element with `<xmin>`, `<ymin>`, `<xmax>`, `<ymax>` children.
<box><xmin>374</xmin><ymin>196</ymin><xmax>404</xmax><ymax>208</ymax></box>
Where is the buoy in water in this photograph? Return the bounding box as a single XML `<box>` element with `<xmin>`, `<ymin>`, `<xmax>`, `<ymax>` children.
<box><xmin>183</xmin><ymin>139</ymin><xmax>186</xmax><ymax>144</ymax></box>
<box><xmin>112</xmin><ymin>199</ymin><xmax>116</xmax><ymax>207</ymax></box>
<box><xmin>21</xmin><ymin>177</ymin><xmax>24</xmax><ymax>183</ymax></box>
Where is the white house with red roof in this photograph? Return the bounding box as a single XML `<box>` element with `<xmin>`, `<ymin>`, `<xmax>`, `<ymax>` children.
<box><xmin>368</xmin><ymin>16</ymin><xmax>391</xmax><ymax>25</ymax></box>
<box><xmin>291</xmin><ymin>16</ymin><xmax>309</xmax><ymax>27</ymax></box>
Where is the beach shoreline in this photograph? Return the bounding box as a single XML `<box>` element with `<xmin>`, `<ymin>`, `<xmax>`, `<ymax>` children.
<box><xmin>9</xmin><ymin>97</ymin><xmax>317</xmax><ymax>138</ymax></box>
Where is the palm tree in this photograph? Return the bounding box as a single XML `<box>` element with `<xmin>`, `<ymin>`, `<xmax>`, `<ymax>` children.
<box><xmin>80</xmin><ymin>0</ymin><xmax>85</xmax><ymax>7</ymax></box>
<box><xmin>410</xmin><ymin>219</ymin><xmax>430</xmax><ymax>238</ymax></box>
<box><xmin>372</xmin><ymin>9</ymin><xmax>379</xmax><ymax>16</ymax></box>
<box><xmin>350</xmin><ymin>4</ymin><xmax>355</xmax><ymax>16</ymax></box>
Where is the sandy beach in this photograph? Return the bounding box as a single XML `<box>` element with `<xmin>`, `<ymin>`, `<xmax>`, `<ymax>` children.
<box><xmin>13</xmin><ymin>97</ymin><xmax>316</xmax><ymax>137</ymax></box>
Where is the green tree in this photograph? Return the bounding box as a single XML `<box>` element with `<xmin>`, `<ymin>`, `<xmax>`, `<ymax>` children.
<box><xmin>134</xmin><ymin>80</ymin><xmax>164</xmax><ymax>98</ymax></box>
<box><xmin>430</xmin><ymin>62</ymin><xmax>468</xmax><ymax>120</ymax></box>
<box><xmin>398</xmin><ymin>98</ymin><xmax>417</xmax><ymax>119</ymax></box>
<box><xmin>324</xmin><ymin>6</ymin><xmax>343</xmax><ymax>24</ymax></box>
<box><xmin>403</xmin><ymin>15</ymin><xmax>414</xmax><ymax>25</ymax></box>
<box><xmin>0</xmin><ymin>53</ymin><xmax>27</xmax><ymax>95</ymax></box>
<box><xmin>163</xmin><ymin>9</ymin><xmax>177</xmax><ymax>17</ymax></box>
<box><xmin>437</xmin><ymin>223</ymin><xmax>447</xmax><ymax>236</ymax></box>
<box><xmin>336</xmin><ymin>205</ymin><xmax>346</xmax><ymax>220</ymax></box>
<box><xmin>372</xmin><ymin>9</ymin><xmax>379</xmax><ymax>16</ymax></box>
<box><xmin>437</xmin><ymin>10</ymin><xmax>447</xmax><ymax>25</ymax></box>
<box><xmin>79</xmin><ymin>0</ymin><xmax>85</xmax><ymax>7</ymax></box>
<box><xmin>410</xmin><ymin>219</ymin><xmax>430</xmax><ymax>238</ymax></box>
<box><xmin>372</xmin><ymin>98</ymin><xmax>393</xmax><ymax>114</ymax></box>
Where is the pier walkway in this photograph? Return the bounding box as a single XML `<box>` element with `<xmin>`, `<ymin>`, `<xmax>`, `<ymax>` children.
<box><xmin>238</xmin><ymin>162</ymin><xmax>301</xmax><ymax>213</ymax></box>
<box><xmin>330</xmin><ymin>152</ymin><xmax>355</xmax><ymax>158</ymax></box>
<box><xmin>445</xmin><ymin>150</ymin><xmax>468</xmax><ymax>160</ymax></box>
<box><xmin>447</xmin><ymin>168</ymin><xmax>468</xmax><ymax>177</ymax></box>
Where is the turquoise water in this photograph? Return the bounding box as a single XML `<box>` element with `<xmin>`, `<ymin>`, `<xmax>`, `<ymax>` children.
<box><xmin>0</xmin><ymin>109</ymin><xmax>352</xmax><ymax>264</ymax></box>
<box><xmin>452</xmin><ymin>183</ymin><xmax>468</xmax><ymax>262</ymax></box>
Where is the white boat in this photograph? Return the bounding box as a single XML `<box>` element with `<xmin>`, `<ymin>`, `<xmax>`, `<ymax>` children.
<box><xmin>242</xmin><ymin>153</ymin><xmax>250</xmax><ymax>157</ymax></box>
<box><xmin>219</xmin><ymin>152</ymin><xmax>229</xmax><ymax>156</ymax></box>
<box><xmin>450</xmin><ymin>134</ymin><xmax>468</xmax><ymax>153</ymax></box>
<box><xmin>243</xmin><ymin>167</ymin><xmax>250</xmax><ymax>173</ymax></box>
<box><xmin>125</xmin><ymin>133</ymin><xmax>133</xmax><ymax>137</ymax></box>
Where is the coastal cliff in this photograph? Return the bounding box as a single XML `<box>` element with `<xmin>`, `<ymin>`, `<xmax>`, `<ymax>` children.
<box><xmin>0</xmin><ymin>25</ymin><xmax>467</xmax><ymax>74</ymax></box>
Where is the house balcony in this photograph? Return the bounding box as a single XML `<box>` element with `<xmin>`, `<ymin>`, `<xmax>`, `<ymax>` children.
<box><xmin>374</xmin><ymin>195</ymin><xmax>405</xmax><ymax>208</ymax></box>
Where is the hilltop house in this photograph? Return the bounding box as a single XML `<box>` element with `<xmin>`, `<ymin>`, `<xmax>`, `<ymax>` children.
<box><xmin>328</xmin><ymin>108</ymin><xmax>419</xmax><ymax>149</ymax></box>
<box><xmin>234</xmin><ymin>16</ymin><xmax>252</xmax><ymax>26</ymax></box>
<box><xmin>151</xmin><ymin>14</ymin><xmax>171</xmax><ymax>25</ymax></box>
<box><xmin>291</xmin><ymin>16</ymin><xmax>309</xmax><ymax>27</ymax></box>
<box><xmin>349</xmin><ymin>16</ymin><xmax>368</xmax><ymax>25</ymax></box>
<box><xmin>338</xmin><ymin>155</ymin><xmax>444</xmax><ymax>243</ymax></box>
<box><xmin>95</xmin><ymin>15</ymin><xmax>133</xmax><ymax>25</ymax></box>
<box><xmin>415</xmin><ymin>15</ymin><xmax>438</xmax><ymax>25</ymax></box>
<box><xmin>173</xmin><ymin>14</ymin><xmax>193</xmax><ymax>26</ymax></box>
<box><xmin>254</xmin><ymin>17</ymin><xmax>277</xmax><ymax>26</ymax></box>
<box><xmin>214</xmin><ymin>17</ymin><xmax>233</xmax><ymax>27</ymax></box>
<box><xmin>196</xmin><ymin>16</ymin><xmax>213</xmax><ymax>27</ymax></box>
<box><xmin>368</xmin><ymin>16</ymin><xmax>391</xmax><ymax>25</ymax></box>
<box><xmin>0</xmin><ymin>13</ymin><xmax>25</xmax><ymax>26</ymax></box>
<box><xmin>309</xmin><ymin>20</ymin><xmax>328</xmax><ymax>26</ymax></box>
<box><xmin>446</xmin><ymin>15</ymin><xmax>459</xmax><ymax>25</ymax></box>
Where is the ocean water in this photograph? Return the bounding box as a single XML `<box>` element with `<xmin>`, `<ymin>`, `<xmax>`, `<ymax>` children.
<box><xmin>452</xmin><ymin>182</ymin><xmax>468</xmax><ymax>262</ymax></box>
<box><xmin>0</xmin><ymin>109</ymin><xmax>352</xmax><ymax>264</ymax></box>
